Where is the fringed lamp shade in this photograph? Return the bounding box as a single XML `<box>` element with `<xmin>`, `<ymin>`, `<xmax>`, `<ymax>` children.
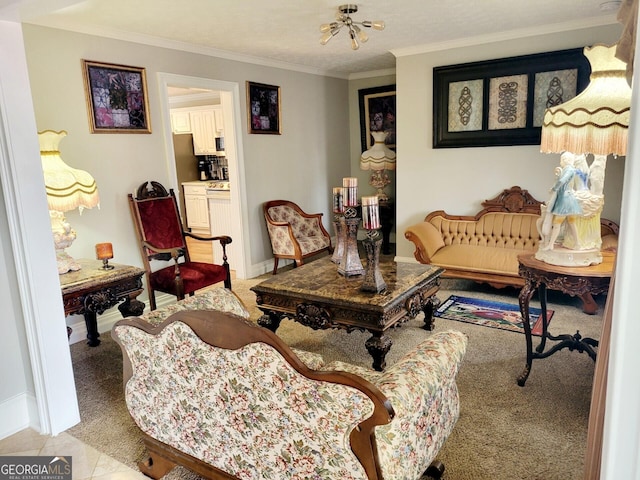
<box><xmin>540</xmin><ymin>44</ymin><xmax>631</xmax><ymax>156</ymax></box>
<box><xmin>360</xmin><ymin>131</ymin><xmax>396</xmax><ymax>201</ymax></box>
<box><xmin>360</xmin><ymin>131</ymin><xmax>396</xmax><ymax>171</ymax></box>
<box><xmin>40</xmin><ymin>130</ymin><xmax>100</xmax><ymax>213</ymax></box>
<box><xmin>39</xmin><ymin>129</ymin><xmax>99</xmax><ymax>274</ymax></box>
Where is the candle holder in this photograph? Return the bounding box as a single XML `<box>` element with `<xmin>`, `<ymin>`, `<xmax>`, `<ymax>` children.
<box><xmin>331</xmin><ymin>214</ymin><xmax>345</xmax><ymax>264</ymax></box>
<box><xmin>338</xmin><ymin>206</ymin><xmax>365</xmax><ymax>276</ymax></box>
<box><xmin>361</xmin><ymin>229</ymin><xmax>386</xmax><ymax>292</ymax></box>
<box><xmin>95</xmin><ymin>242</ymin><xmax>115</xmax><ymax>270</ymax></box>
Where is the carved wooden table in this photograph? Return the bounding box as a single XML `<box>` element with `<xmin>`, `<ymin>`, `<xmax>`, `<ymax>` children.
<box><xmin>251</xmin><ymin>256</ymin><xmax>443</xmax><ymax>371</ymax></box>
<box><xmin>516</xmin><ymin>252</ymin><xmax>615</xmax><ymax>386</ymax></box>
<box><xmin>60</xmin><ymin>259</ymin><xmax>145</xmax><ymax>346</ymax></box>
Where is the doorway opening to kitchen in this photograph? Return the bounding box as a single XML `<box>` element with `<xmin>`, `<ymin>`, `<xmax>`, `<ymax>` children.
<box><xmin>157</xmin><ymin>73</ymin><xmax>248</xmax><ymax>279</ymax></box>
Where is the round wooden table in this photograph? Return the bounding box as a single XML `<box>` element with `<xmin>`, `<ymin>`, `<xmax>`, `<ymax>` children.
<box><xmin>516</xmin><ymin>251</ymin><xmax>615</xmax><ymax>386</ymax></box>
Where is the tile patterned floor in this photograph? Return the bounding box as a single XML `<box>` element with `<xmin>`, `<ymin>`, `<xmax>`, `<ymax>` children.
<box><xmin>0</xmin><ymin>428</ymin><xmax>145</xmax><ymax>480</ymax></box>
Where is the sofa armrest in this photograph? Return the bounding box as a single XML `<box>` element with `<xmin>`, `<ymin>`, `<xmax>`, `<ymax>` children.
<box><xmin>372</xmin><ymin>330</ymin><xmax>468</xmax><ymax>480</ymax></box>
<box><xmin>405</xmin><ymin>222</ymin><xmax>446</xmax><ymax>264</ymax></box>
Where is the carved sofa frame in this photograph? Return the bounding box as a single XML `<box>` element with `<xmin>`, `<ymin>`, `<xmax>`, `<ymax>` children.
<box><xmin>404</xmin><ymin>186</ymin><xmax>618</xmax><ymax>314</ymax></box>
<box><xmin>112</xmin><ymin>289</ymin><xmax>468</xmax><ymax>480</ymax></box>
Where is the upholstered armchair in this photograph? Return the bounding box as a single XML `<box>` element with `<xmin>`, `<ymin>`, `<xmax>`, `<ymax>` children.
<box><xmin>263</xmin><ymin>199</ymin><xmax>332</xmax><ymax>274</ymax></box>
<box><xmin>112</xmin><ymin>297</ymin><xmax>468</xmax><ymax>480</ymax></box>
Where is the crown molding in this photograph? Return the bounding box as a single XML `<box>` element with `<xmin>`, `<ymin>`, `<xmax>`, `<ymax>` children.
<box><xmin>391</xmin><ymin>14</ymin><xmax>620</xmax><ymax>57</ymax></box>
<box><xmin>24</xmin><ymin>20</ymin><xmax>352</xmax><ymax>79</ymax></box>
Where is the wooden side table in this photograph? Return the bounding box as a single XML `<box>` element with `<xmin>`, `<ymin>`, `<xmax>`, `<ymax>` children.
<box><xmin>60</xmin><ymin>259</ymin><xmax>145</xmax><ymax>346</ymax></box>
<box><xmin>516</xmin><ymin>252</ymin><xmax>614</xmax><ymax>386</ymax></box>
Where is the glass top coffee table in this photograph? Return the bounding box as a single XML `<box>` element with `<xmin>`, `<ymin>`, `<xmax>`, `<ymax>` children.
<box><xmin>251</xmin><ymin>257</ymin><xmax>444</xmax><ymax>370</ymax></box>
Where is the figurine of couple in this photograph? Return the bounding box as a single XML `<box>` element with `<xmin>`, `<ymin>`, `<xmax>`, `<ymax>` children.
<box><xmin>538</xmin><ymin>151</ymin><xmax>606</xmax><ymax>252</ymax></box>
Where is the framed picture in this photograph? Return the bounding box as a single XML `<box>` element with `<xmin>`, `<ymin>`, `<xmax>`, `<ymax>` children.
<box><xmin>433</xmin><ymin>48</ymin><xmax>590</xmax><ymax>148</ymax></box>
<box><xmin>82</xmin><ymin>60</ymin><xmax>151</xmax><ymax>133</ymax></box>
<box><xmin>359</xmin><ymin>85</ymin><xmax>396</xmax><ymax>152</ymax></box>
<box><xmin>246</xmin><ymin>81</ymin><xmax>281</xmax><ymax>134</ymax></box>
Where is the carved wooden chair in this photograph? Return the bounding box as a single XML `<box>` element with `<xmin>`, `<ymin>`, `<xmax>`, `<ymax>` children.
<box><xmin>128</xmin><ymin>181</ymin><xmax>232</xmax><ymax>310</ymax></box>
<box><xmin>263</xmin><ymin>200</ymin><xmax>332</xmax><ymax>274</ymax></box>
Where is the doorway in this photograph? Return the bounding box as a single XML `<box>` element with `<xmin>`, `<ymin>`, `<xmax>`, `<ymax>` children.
<box><xmin>157</xmin><ymin>73</ymin><xmax>248</xmax><ymax>279</ymax></box>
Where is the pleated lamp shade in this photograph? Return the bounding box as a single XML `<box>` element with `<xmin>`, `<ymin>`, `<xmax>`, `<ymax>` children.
<box><xmin>39</xmin><ymin>130</ymin><xmax>100</xmax><ymax>212</ymax></box>
<box><xmin>360</xmin><ymin>131</ymin><xmax>396</xmax><ymax>171</ymax></box>
<box><xmin>540</xmin><ymin>44</ymin><xmax>631</xmax><ymax>156</ymax></box>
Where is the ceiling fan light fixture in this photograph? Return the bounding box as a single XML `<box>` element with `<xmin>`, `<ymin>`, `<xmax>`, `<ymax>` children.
<box><xmin>319</xmin><ymin>4</ymin><xmax>384</xmax><ymax>48</ymax></box>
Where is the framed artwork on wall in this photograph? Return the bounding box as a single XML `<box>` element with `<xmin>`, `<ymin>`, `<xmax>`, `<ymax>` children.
<box><xmin>358</xmin><ymin>85</ymin><xmax>396</xmax><ymax>152</ymax></box>
<box><xmin>246</xmin><ymin>81</ymin><xmax>281</xmax><ymax>134</ymax></box>
<box><xmin>433</xmin><ymin>48</ymin><xmax>590</xmax><ymax>148</ymax></box>
<box><xmin>82</xmin><ymin>60</ymin><xmax>151</xmax><ymax>134</ymax></box>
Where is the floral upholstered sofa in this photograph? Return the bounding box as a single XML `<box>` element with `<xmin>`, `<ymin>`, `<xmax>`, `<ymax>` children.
<box><xmin>112</xmin><ymin>288</ymin><xmax>468</xmax><ymax>480</ymax></box>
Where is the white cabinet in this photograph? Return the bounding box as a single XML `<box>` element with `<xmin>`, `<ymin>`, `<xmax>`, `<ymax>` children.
<box><xmin>183</xmin><ymin>183</ymin><xmax>210</xmax><ymax>233</ymax></box>
<box><xmin>170</xmin><ymin>110</ymin><xmax>192</xmax><ymax>134</ymax></box>
<box><xmin>209</xmin><ymin>193</ymin><xmax>234</xmax><ymax>266</ymax></box>
<box><xmin>213</xmin><ymin>106</ymin><xmax>224</xmax><ymax>135</ymax></box>
<box><xmin>171</xmin><ymin>106</ymin><xmax>223</xmax><ymax>154</ymax></box>
<box><xmin>190</xmin><ymin>110</ymin><xmax>218</xmax><ymax>155</ymax></box>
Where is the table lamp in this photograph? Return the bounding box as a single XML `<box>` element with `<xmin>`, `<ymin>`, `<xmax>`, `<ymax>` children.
<box><xmin>39</xmin><ymin>130</ymin><xmax>100</xmax><ymax>274</ymax></box>
<box><xmin>536</xmin><ymin>44</ymin><xmax>630</xmax><ymax>267</ymax></box>
<box><xmin>360</xmin><ymin>131</ymin><xmax>396</xmax><ymax>201</ymax></box>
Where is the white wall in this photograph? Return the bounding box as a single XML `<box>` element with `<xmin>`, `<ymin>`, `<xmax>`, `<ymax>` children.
<box><xmin>0</xmin><ymin>20</ymin><xmax>80</xmax><ymax>437</ymax></box>
<box><xmin>394</xmin><ymin>23</ymin><xmax>624</xmax><ymax>261</ymax></box>
<box><xmin>21</xmin><ymin>24</ymin><xmax>351</xmax><ymax>330</ymax></box>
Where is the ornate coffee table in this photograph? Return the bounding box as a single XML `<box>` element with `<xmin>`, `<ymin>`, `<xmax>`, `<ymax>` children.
<box><xmin>251</xmin><ymin>257</ymin><xmax>444</xmax><ymax>371</ymax></box>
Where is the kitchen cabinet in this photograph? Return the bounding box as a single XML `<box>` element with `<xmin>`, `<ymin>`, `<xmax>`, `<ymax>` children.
<box><xmin>190</xmin><ymin>109</ymin><xmax>218</xmax><ymax>155</ymax></box>
<box><xmin>170</xmin><ymin>110</ymin><xmax>192</xmax><ymax>134</ymax></box>
<box><xmin>208</xmin><ymin>192</ymin><xmax>234</xmax><ymax>266</ymax></box>
<box><xmin>171</xmin><ymin>106</ymin><xmax>223</xmax><ymax>155</ymax></box>
<box><xmin>213</xmin><ymin>106</ymin><xmax>224</xmax><ymax>135</ymax></box>
<box><xmin>182</xmin><ymin>183</ymin><xmax>210</xmax><ymax>233</ymax></box>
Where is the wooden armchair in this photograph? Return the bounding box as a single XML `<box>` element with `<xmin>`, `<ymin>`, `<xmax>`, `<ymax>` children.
<box><xmin>128</xmin><ymin>181</ymin><xmax>231</xmax><ymax>310</ymax></box>
<box><xmin>263</xmin><ymin>199</ymin><xmax>332</xmax><ymax>274</ymax></box>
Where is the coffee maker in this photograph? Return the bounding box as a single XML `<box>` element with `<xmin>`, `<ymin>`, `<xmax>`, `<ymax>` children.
<box><xmin>197</xmin><ymin>157</ymin><xmax>211</xmax><ymax>180</ymax></box>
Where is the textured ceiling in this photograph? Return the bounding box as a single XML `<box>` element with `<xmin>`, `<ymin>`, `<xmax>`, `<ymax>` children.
<box><xmin>11</xmin><ymin>0</ymin><xmax>622</xmax><ymax>77</ymax></box>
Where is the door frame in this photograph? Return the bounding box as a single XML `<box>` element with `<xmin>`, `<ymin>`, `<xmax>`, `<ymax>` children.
<box><xmin>157</xmin><ymin>73</ymin><xmax>249</xmax><ymax>279</ymax></box>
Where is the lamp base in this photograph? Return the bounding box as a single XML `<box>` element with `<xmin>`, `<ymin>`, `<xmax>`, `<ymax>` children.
<box><xmin>50</xmin><ymin>210</ymin><xmax>81</xmax><ymax>274</ymax></box>
<box><xmin>56</xmin><ymin>250</ymin><xmax>81</xmax><ymax>274</ymax></box>
<box><xmin>535</xmin><ymin>246</ymin><xmax>602</xmax><ymax>267</ymax></box>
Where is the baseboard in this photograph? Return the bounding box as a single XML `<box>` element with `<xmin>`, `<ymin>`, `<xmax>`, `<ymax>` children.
<box><xmin>0</xmin><ymin>392</ymin><xmax>39</xmax><ymax>440</ymax></box>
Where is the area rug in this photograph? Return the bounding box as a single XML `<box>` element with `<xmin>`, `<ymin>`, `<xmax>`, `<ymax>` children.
<box><xmin>434</xmin><ymin>295</ymin><xmax>553</xmax><ymax>335</ymax></box>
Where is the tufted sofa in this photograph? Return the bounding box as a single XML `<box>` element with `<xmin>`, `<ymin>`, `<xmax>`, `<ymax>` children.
<box><xmin>112</xmin><ymin>288</ymin><xmax>468</xmax><ymax>480</ymax></box>
<box><xmin>264</xmin><ymin>200</ymin><xmax>332</xmax><ymax>274</ymax></box>
<box><xmin>404</xmin><ymin>186</ymin><xmax>618</xmax><ymax>314</ymax></box>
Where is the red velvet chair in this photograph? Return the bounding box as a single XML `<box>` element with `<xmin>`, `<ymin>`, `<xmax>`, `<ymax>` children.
<box><xmin>128</xmin><ymin>181</ymin><xmax>231</xmax><ymax>310</ymax></box>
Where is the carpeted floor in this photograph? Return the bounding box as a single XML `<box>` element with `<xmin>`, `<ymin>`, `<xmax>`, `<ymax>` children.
<box><xmin>67</xmin><ymin>268</ymin><xmax>605</xmax><ymax>480</ymax></box>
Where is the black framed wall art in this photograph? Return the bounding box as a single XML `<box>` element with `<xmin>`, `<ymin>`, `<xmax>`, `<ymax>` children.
<box><xmin>433</xmin><ymin>48</ymin><xmax>590</xmax><ymax>148</ymax></box>
<box><xmin>358</xmin><ymin>85</ymin><xmax>396</xmax><ymax>151</ymax></box>
<box><xmin>82</xmin><ymin>60</ymin><xmax>151</xmax><ymax>133</ymax></box>
<box><xmin>246</xmin><ymin>81</ymin><xmax>281</xmax><ymax>134</ymax></box>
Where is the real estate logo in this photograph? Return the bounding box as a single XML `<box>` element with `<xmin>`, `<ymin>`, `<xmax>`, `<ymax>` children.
<box><xmin>0</xmin><ymin>456</ymin><xmax>72</xmax><ymax>480</ymax></box>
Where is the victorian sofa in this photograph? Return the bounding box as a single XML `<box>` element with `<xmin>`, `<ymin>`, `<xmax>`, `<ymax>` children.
<box><xmin>112</xmin><ymin>288</ymin><xmax>468</xmax><ymax>480</ymax></box>
<box><xmin>404</xmin><ymin>186</ymin><xmax>618</xmax><ymax>314</ymax></box>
